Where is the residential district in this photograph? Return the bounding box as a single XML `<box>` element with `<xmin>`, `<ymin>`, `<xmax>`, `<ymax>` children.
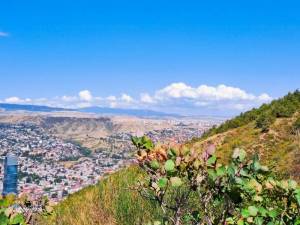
<box><xmin>0</xmin><ymin>118</ymin><xmax>220</xmax><ymax>202</ymax></box>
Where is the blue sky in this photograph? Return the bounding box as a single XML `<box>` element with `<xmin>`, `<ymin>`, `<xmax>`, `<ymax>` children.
<box><xmin>0</xmin><ymin>1</ymin><xmax>300</xmax><ymax>115</ymax></box>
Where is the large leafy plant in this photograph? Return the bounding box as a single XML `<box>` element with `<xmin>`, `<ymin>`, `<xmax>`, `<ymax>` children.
<box><xmin>0</xmin><ymin>195</ymin><xmax>52</xmax><ymax>225</ymax></box>
<box><xmin>132</xmin><ymin>136</ymin><xmax>300</xmax><ymax>225</ymax></box>
<box><xmin>0</xmin><ymin>195</ymin><xmax>26</xmax><ymax>225</ymax></box>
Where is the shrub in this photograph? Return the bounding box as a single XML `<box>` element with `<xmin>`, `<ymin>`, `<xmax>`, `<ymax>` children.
<box><xmin>132</xmin><ymin>136</ymin><xmax>300</xmax><ymax>225</ymax></box>
<box><xmin>271</xmin><ymin>102</ymin><xmax>296</xmax><ymax>118</ymax></box>
<box><xmin>255</xmin><ymin>113</ymin><xmax>275</xmax><ymax>132</ymax></box>
<box><xmin>292</xmin><ymin>116</ymin><xmax>300</xmax><ymax>135</ymax></box>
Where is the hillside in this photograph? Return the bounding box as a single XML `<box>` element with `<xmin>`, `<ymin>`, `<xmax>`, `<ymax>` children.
<box><xmin>40</xmin><ymin>166</ymin><xmax>162</xmax><ymax>225</ymax></box>
<box><xmin>0</xmin><ymin>112</ymin><xmax>213</xmax><ymax>152</ymax></box>
<box><xmin>42</xmin><ymin>90</ymin><xmax>300</xmax><ymax>224</ymax></box>
<box><xmin>189</xmin><ymin>90</ymin><xmax>300</xmax><ymax>181</ymax></box>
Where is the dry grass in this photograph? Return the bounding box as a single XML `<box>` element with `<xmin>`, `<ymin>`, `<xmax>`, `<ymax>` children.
<box><xmin>190</xmin><ymin>115</ymin><xmax>300</xmax><ymax>181</ymax></box>
<box><xmin>41</xmin><ymin>166</ymin><xmax>162</xmax><ymax>225</ymax></box>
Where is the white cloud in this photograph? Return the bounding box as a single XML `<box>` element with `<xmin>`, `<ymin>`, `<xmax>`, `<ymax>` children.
<box><xmin>61</xmin><ymin>95</ymin><xmax>77</xmax><ymax>102</ymax></box>
<box><xmin>121</xmin><ymin>93</ymin><xmax>133</xmax><ymax>103</ymax></box>
<box><xmin>79</xmin><ymin>90</ymin><xmax>93</xmax><ymax>101</ymax></box>
<box><xmin>0</xmin><ymin>31</ymin><xmax>9</xmax><ymax>37</ymax></box>
<box><xmin>258</xmin><ymin>93</ymin><xmax>272</xmax><ymax>102</ymax></box>
<box><xmin>140</xmin><ymin>93</ymin><xmax>155</xmax><ymax>103</ymax></box>
<box><xmin>5</xmin><ymin>97</ymin><xmax>31</xmax><ymax>104</ymax></box>
<box><xmin>143</xmin><ymin>82</ymin><xmax>273</xmax><ymax>115</ymax></box>
<box><xmin>0</xmin><ymin>83</ymin><xmax>273</xmax><ymax>115</ymax></box>
<box><xmin>106</xmin><ymin>96</ymin><xmax>117</xmax><ymax>101</ymax></box>
<box><xmin>155</xmin><ymin>82</ymin><xmax>257</xmax><ymax>101</ymax></box>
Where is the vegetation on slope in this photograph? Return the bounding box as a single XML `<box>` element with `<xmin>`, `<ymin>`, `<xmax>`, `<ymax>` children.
<box><xmin>201</xmin><ymin>90</ymin><xmax>300</xmax><ymax>138</ymax></box>
<box><xmin>189</xmin><ymin>90</ymin><xmax>300</xmax><ymax>181</ymax></box>
<box><xmin>131</xmin><ymin>136</ymin><xmax>300</xmax><ymax>224</ymax></box>
<box><xmin>41</xmin><ymin>166</ymin><xmax>162</xmax><ymax>225</ymax></box>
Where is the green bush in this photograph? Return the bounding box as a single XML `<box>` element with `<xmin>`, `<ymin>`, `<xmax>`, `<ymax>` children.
<box><xmin>133</xmin><ymin>136</ymin><xmax>300</xmax><ymax>225</ymax></box>
<box><xmin>255</xmin><ymin>113</ymin><xmax>275</xmax><ymax>132</ymax></box>
<box><xmin>271</xmin><ymin>102</ymin><xmax>296</xmax><ymax>118</ymax></box>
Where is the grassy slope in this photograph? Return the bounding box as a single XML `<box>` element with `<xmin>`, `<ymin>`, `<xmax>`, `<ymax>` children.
<box><xmin>189</xmin><ymin>114</ymin><xmax>300</xmax><ymax>181</ymax></box>
<box><xmin>41</xmin><ymin>166</ymin><xmax>162</xmax><ymax>225</ymax></box>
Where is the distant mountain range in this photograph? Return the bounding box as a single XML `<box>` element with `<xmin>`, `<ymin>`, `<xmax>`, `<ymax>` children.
<box><xmin>78</xmin><ymin>106</ymin><xmax>178</xmax><ymax>117</ymax></box>
<box><xmin>0</xmin><ymin>103</ymin><xmax>69</xmax><ymax>112</ymax></box>
<box><xmin>0</xmin><ymin>103</ymin><xmax>178</xmax><ymax>117</ymax></box>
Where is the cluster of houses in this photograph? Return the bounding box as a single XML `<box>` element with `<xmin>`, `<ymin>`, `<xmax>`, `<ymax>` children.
<box><xmin>0</xmin><ymin>118</ymin><xmax>220</xmax><ymax>202</ymax></box>
<box><xmin>0</xmin><ymin>123</ymin><xmax>131</xmax><ymax>202</ymax></box>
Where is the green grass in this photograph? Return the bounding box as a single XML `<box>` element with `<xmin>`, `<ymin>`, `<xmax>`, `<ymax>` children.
<box><xmin>41</xmin><ymin>166</ymin><xmax>162</xmax><ymax>225</ymax></box>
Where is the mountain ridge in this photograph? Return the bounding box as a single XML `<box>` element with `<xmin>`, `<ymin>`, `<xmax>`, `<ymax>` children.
<box><xmin>0</xmin><ymin>103</ymin><xmax>179</xmax><ymax>117</ymax></box>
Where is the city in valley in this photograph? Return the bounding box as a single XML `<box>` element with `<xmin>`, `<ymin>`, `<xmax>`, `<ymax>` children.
<box><xmin>0</xmin><ymin>111</ymin><xmax>223</xmax><ymax>202</ymax></box>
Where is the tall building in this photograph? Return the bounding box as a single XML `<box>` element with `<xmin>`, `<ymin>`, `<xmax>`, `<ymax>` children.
<box><xmin>2</xmin><ymin>154</ymin><xmax>18</xmax><ymax>196</ymax></box>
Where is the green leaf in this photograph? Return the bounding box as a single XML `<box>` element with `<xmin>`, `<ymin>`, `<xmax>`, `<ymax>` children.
<box><xmin>158</xmin><ymin>178</ymin><xmax>168</xmax><ymax>188</ymax></box>
<box><xmin>295</xmin><ymin>190</ymin><xmax>300</xmax><ymax>205</ymax></box>
<box><xmin>235</xmin><ymin>177</ymin><xmax>245</xmax><ymax>185</ymax></box>
<box><xmin>149</xmin><ymin>160</ymin><xmax>160</xmax><ymax>170</ymax></box>
<box><xmin>141</xmin><ymin>136</ymin><xmax>154</xmax><ymax>150</ymax></box>
<box><xmin>237</xmin><ymin>219</ymin><xmax>244</xmax><ymax>225</ymax></box>
<box><xmin>258</xmin><ymin>207</ymin><xmax>267</xmax><ymax>217</ymax></box>
<box><xmin>207</xmin><ymin>169</ymin><xmax>217</xmax><ymax>181</ymax></box>
<box><xmin>170</xmin><ymin>148</ymin><xmax>178</xmax><ymax>156</ymax></box>
<box><xmin>131</xmin><ymin>136</ymin><xmax>141</xmax><ymax>147</ymax></box>
<box><xmin>10</xmin><ymin>213</ymin><xmax>25</xmax><ymax>225</ymax></box>
<box><xmin>294</xmin><ymin>218</ymin><xmax>300</xmax><ymax>225</ymax></box>
<box><xmin>207</xmin><ymin>155</ymin><xmax>217</xmax><ymax>166</ymax></box>
<box><xmin>0</xmin><ymin>199</ymin><xmax>9</xmax><ymax>208</ymax></box>
<box><xmin>254</xmin><ymin>217</ymin><xmax>264</xmax><ymax>225</ymax></box>
<box><xmin>252</xmin><ymin>154</ymin><xmax>261</xmax><ymax>171</ymax></box>
<box><xmin>164</xmin><ymin>160</ymin><xmax>175</xmax><ymax>172</ymax></box>
<box><xmin>227</xmin><ymin>164</ymin><xmax>236</xmax><ymax>177</ymax></box>
<box><xmin>0</xmin><ymin>213</ymin><xmax>8</xmax><ymax>225</ymax></box>
<box><xmin>170</xmin><ymin>177</ymin><xmax>183</xmax><ymax>187</ymax></box>
<box><xmin>216</xmin><ymin>166</ymin><xmax>226</xmax><ymax>176</ymax></box>
<box><xmin>268</xmin><ymin>209</ymin><xmax>278</xmax><ymax>218</ymax></box>
<box><xmin>167</xmin><ymin>149</ymin><xmax>176</xmax><ymax>159</ymax></box>
<box><xmin>248</xmin><ymin>206</ymin><xmax>258</xmax><ymax>217</ymax></box>
<box><xmin>240</xmin><ymin>169</ymin><xmax>249</xmax><ymax>177</ymax></box>
<box><xmin>241</xmin><ymin>209</ymin><xmax>250</xmax><ymax>218</ymax></box>
<box><xmin>226</xmin><ymin>217</ymin><xmax>235</xmax><ymax>224</ymax></box>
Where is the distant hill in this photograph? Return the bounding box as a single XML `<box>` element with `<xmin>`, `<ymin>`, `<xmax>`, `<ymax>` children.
<box><xmin>0</xmin><ymin>103</ymin><xmax>178</xmax><ymax>117</ymax></box>
<box><xmin>0</xmin><ymin>103</ymin><xmax>69</xmax><ymax>112</ymax></box>
<box><xmin>78</xmin><ymin>106</ymin><xmax>178</xmax><ymax>117</ymax></box>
